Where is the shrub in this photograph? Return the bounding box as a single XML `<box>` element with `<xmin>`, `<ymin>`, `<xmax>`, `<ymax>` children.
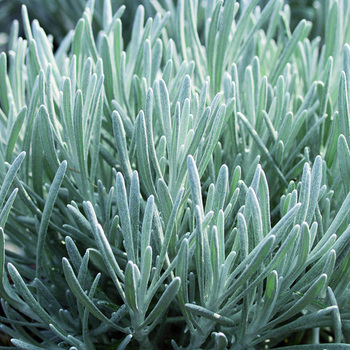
<box><xmin>1</xmin><ymin>0</ymin><xmax>350</xmax><ymax>349</ymax></box>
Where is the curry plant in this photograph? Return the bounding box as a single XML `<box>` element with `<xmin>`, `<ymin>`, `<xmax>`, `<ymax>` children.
<box><xmin>1</xmin><ymin>0</ymin><xmax>350</xmax><ymax>349</ymax></box>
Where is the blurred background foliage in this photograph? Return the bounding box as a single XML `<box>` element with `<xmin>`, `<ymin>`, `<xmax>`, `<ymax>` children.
<box><xmin>0</xmin><ymin>0</ymin><xmax>325</xmax><ymax>53</ymax></box>
<box><xmin>0</xmin><ymin>0</ymin><xmax>145</xmax><ymax>51</ymax></box>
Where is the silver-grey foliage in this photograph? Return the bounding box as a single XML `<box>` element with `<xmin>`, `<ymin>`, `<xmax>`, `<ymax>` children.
<box><xmin>1</xmin><ymin>0</ymin><xmax>350</xmax><ymax>349</ymax></box>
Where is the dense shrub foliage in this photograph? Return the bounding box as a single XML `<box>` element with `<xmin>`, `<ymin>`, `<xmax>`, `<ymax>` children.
<box><xmin>1</xmin><ymin>0</ymin><xmax>350</xmax><ymax>349</ymax></box>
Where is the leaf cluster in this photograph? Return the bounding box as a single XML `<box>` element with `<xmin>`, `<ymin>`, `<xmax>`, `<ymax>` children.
<box><xmin>1</xmin><ymin>0</ymin><xmax>350</xmax><ymax>349</ymax></box>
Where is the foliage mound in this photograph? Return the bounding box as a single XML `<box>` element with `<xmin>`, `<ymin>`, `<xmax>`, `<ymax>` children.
<box><xmin>1</xmin><ymin>0</ymin><xmax>350</xmax><ymax>349</ymax></box>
